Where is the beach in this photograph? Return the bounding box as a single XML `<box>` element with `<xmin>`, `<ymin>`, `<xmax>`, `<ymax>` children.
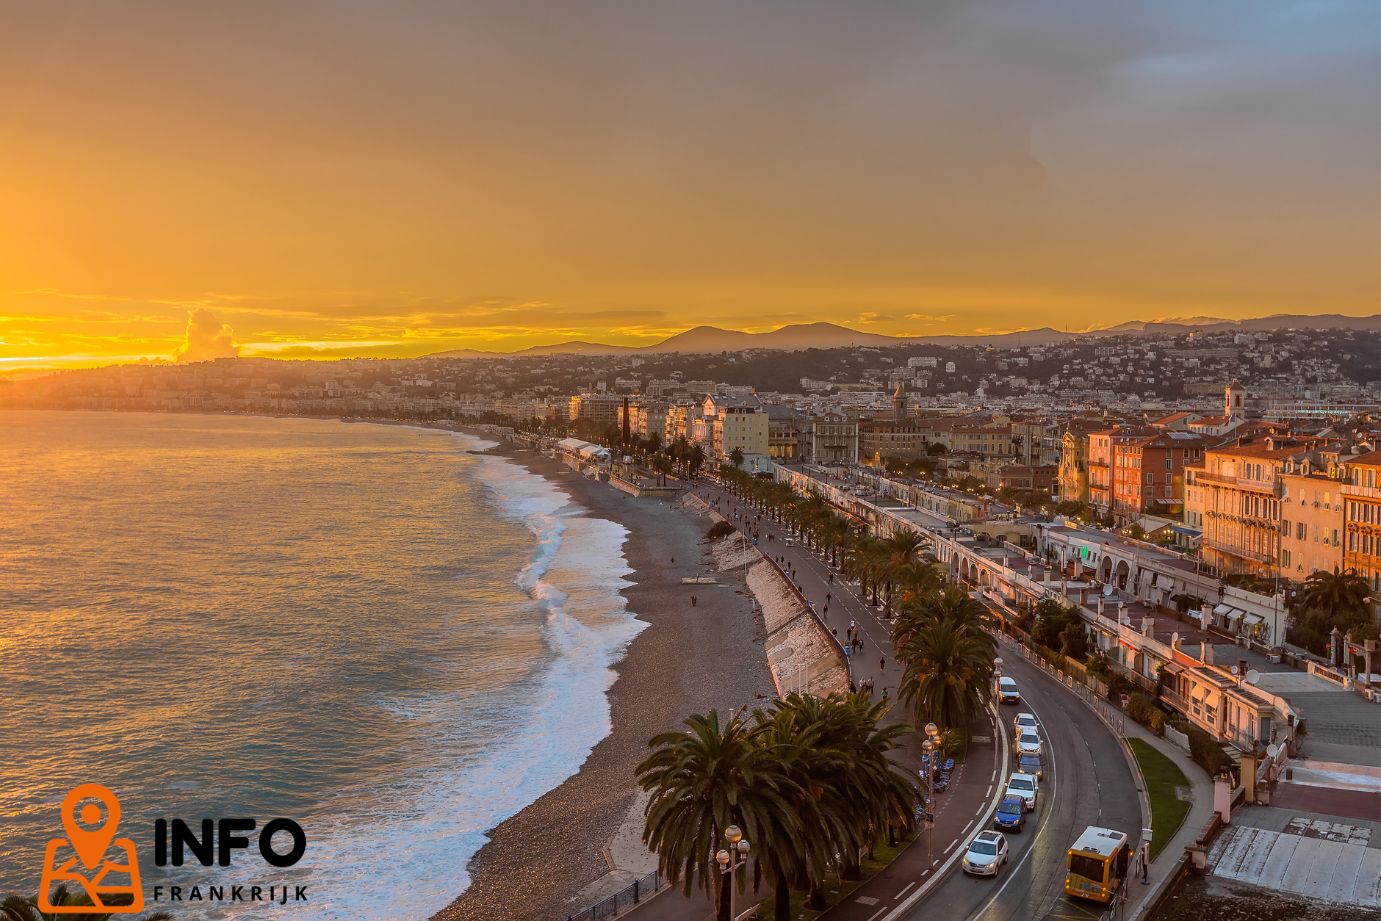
<box><xmin>434</xmin><ymin>443</ymin><xmax>776</xmax><ymax>921</ymax></box>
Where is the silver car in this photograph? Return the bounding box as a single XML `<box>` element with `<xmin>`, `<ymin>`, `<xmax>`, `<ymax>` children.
<box><xmin>962</xmin><ymin>830</ymin><xmax>1010</xmax><ymax>876</ymax></box>
<box><xmin>1006</xmin><ymin>772</ymin><xmax>1039</xmax><ymax>811</ymax></box>
<box><xmin>1016</xmin><ymin>729</ymin><xmax>1043</xmax><ymax>759</ymax></box>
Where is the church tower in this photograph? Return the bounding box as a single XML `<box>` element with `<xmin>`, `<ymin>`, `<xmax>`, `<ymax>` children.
<box><xmin>1225</xmin><ymin>380</ymin><xmax>1245</xmax><ymax>421</ymax></box>
<box><xmin>892</xmin><ymin>381</ymin><xmax>907</xmax><ymax>422</ymax></box>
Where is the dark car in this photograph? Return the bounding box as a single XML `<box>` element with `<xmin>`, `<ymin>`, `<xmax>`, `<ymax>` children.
<box><xmin>1017</xmin><ymin>752</ymin><xmax>1044</xmax><ymax>780</ymax></box>
<box><xmin>993</xmin><ymin>795</ymin><xmax>1026</xmax><ymax>832</ymax></box>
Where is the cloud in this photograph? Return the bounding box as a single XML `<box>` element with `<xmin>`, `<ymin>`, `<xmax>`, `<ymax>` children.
<box><xmin>172</xmin><ymin>309</ymin><xmax>240</xmax><ymax>362</ymax></box>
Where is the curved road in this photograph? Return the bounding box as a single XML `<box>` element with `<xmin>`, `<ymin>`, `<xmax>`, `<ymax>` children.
<box><xmin>888</xmin><ymin>649</ymin><xmax>1143</xmax><ymax>921</ymax></box>
<box><xmin>682</xmin><ymin>481</ymin><xmax>1142</xmax><ymax>921</ymax></box>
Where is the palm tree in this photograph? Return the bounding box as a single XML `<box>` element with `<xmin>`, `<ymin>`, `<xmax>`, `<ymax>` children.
<box><xmin>729</xmin><ymin>446</ymin><xmax>745</xmax><ymax>470</ymax></box>
<box><xmin>1301</xmin><ymin>567</ymin><xmax>1371</xmax><ymax>618</ymax></box>
<box><xmin>1</xmin><ymin>886</ymin><xmax>171</xmax><ymax>921</ymax></box>
<box><xmin>650</xmin><ymin>452</ymin><xmax>673</xmax><ymax>486</ymax></box>
<box><xmin>895</xmin><ymin>590</ymin><xmax>997</xmax><ymax>736</ymax></box>
<box><xmin>751</xmin><ymin>694</ymin><xmax>915</xmax><ymax>912</ymax></box>
<box><xmin>687</xmin><ymin>443</ymin><xmax>707</xmax><ymax>480</ymax></box>
<box><xmin>638</xmin><ymin>710</ymin><xmax>803</xmax><ymax>921</ymax></box>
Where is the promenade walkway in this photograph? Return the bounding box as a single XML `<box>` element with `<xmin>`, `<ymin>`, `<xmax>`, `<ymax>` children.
<box><xmin>619</xmin><ymin>478</ymin><xmax>1004</xmax><ymax>921</ymax></box>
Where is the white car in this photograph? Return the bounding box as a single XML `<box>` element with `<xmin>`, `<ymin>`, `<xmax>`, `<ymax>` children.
<box><xmin>998</xmin><ymin>676</ymin><xmax>1021</xmax><ymax>705</ymax></box>
<box><xmin>1006</xmin><ymin>772</ymin><xmax>1040</xmax><ymax>812</ymax></box>
<box><xmin>1014</xmin><ymin>712</ymin><xmax>1039</xmax><ymax>735</ymax></box>
<box><xmin>961</xmin><ymin>830</ymin><xmax>1010</xmax><ymax>877</ymax></box>
<box><xmin>1016</xmin><ymin>730</ymin><xmax>1043</xmax><ymax>759</ymax></box>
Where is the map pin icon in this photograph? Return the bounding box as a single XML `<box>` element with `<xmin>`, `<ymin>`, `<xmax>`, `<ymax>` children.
<box><xmin>62</xmin><ymin>783</ymin><xmax>121</xmax><ymax>869</ymax></box>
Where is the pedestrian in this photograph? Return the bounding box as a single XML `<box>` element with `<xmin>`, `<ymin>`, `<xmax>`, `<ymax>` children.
<box><xmin>844</xmin><ymin>645</ymin><xmax>852</xmax><ymax>662</ymax></box>
<box><xmin>849</xmin><ymin>680</ymin><xmax>857</xmax><ymax>694</ymax></box>
<box><xmin>879</xmin><ymin>656</ymin><xmax>886</xmax><ymax>671</ymax></box>
<box><xmin>882</xmin><ymin>686</ymin><xmax>889</xmax><ymax>702</ymax></box>
<box><xmin>832</xmin><ymin>627</ymin><xmax>839</xmax><ymax>638</ymax></box>
<box><xmin>691</xmin><ymin>595</ymin><xmax>697</xmax><ymax>607</ymax></box>
<box><xmin>1140</xmin><ymin>844</ymin><xmax>1149</xmax><ymax>884</ymax></box>
<box><xmin>823</xmin><ymin>603</ymin><xmax>829</xmax><ymax>616</ymax></box>
<box><xmin>826</xmin><ymin>592</ymin><xmax>831</xmax><ymax>604</ymax></box>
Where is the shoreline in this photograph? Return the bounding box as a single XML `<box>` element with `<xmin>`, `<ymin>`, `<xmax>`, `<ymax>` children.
<box><xmin>433</xmin><ymin>435</ymin><xmax>776</xmax><ymax>920</ymax></box>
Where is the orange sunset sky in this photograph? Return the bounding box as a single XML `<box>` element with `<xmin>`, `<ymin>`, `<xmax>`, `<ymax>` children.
<box><xmin>1</xmin><ymin>2</ymin><xmax>1377</xmax><ymax>373</ymax></box>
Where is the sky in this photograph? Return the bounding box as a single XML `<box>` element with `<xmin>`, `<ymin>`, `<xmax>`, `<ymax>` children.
<box><xmin>1</xmin><ymin>1</ymin><xmax>1377</xmax><ymax>372</ymax></box>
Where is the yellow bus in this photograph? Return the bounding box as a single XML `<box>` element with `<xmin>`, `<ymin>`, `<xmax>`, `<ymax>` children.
<box><xmin>1064</xmin><ymin>826</ymin><xmax>1131</xmax><ymax>903</ymax></box>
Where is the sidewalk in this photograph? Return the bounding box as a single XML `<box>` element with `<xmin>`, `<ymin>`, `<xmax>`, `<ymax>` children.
<box><xmin>1121</xmin><ymin>716</ymin><xmax>1215</xmax><ymax>921</ymax></box>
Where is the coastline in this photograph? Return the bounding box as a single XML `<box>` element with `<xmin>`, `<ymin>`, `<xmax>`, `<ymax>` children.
<box><xmin>434</xmin><ymin>437</ymin><xmax>776</xmax><ymax>921</ymax></box>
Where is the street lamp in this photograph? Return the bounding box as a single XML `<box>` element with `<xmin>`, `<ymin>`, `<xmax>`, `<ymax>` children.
<box><xmin>920</xmin><ymin>739</ymin><xmax>936</xmax><ymax>868</ymax></box>
<box><xmin>716</xmin><ymin>825</ymin><xmax>751</xmax><ymax>921</ymax></box>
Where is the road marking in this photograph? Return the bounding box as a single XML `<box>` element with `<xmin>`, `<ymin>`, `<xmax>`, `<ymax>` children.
<box><xmin>947</xmin><ymin>838</ymin><xmax>959</xmax><ymax>850</ymax></box>
<box><xmin>967</xmin><ymin>658</ymin><xmax>1064</xmax><ymax>921</ymax></box>
<box><xmin>894</xmin><ymin>881</ymin><xmax>916</xmax><ymax>900</ymax></box>
<box><xmin>866</xmin><ymin>909</ymin><xmax>887</xmax><ymax>921</ymax></box>
<box><xmin>986</xmin><ymin>783</ymin><xmax>993</xmax><ymax>797</ymax></box>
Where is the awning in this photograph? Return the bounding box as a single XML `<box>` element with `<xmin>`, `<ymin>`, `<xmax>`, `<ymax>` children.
<box><xmin>1160</xmin><ymin>663</ymin><xmax>1184</xmax><ymax>676</ymax></box>
<box><xmin>1191</xmin><ymin>685</ymin><xmax>1208</xmax><ymax>702</ymax></box>
<box><xmin>1243</xmin><ymin>613</ymin><xmax>1265</xmax><ymax>626</ymax></box>
<box><xmin>1214</xmin><ymin>603</ymin><xmax>1233</xmax><ymax>616</ymax></box>
<box><xmin>1170</xmin><ymin>525</ymin><xmax>1202</xmax><ymax>536</ymax></box>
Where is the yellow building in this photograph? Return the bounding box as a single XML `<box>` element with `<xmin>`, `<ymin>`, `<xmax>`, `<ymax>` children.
<box><xmin>1186</xmin><ymin>440</ymin><xmax>1316</xmax><ymax>578</ymax></box>
<box><xmin>1341</xmin><ymin>450</ymin><xmax>1381</xmax><ymax>595</ymax></box>
<box><xmin>1279</xmin><ymin>464</ymin><xmax>1345</xmax><ymax>582</ymax></box>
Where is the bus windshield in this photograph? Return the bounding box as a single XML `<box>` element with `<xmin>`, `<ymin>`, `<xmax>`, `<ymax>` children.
<box><xmin>1068</xmin><ymin>854</ymin><xmax>1106</xmax><ymax>883</ymax></box>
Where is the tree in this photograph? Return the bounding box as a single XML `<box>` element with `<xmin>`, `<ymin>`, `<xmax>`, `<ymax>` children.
<box><xmin>650</xmin><ymin>452</ymin><xmax>673</xmax><ymax>486</ymax></box>
<box><xmin>1</xmin><ymin>886</ymin><xmax>172</xmax><ymax>921</ymax></box>
<box><xmin>638</xmin><ymin>711</ymin><xmax>803</xmax><ymax>921</ymax></box>
<box><xmin>1290</xmin><ymin>567</ymin><xmax>1377</xmax><ymax>654</ymax></box>
<box><xmin>729</xmin><ymin>446</ymin><xmax>745</xmax><ymax>470</ymax></box>
<box><xmin>687</xmin><ymin>444</ymin><xmax>707</xmax><ymax>479</ymax></box>
<box><xmin>894</xmin><ymin>588</ymin><xmax>997</xmax><ymax>736</ymax></box>
<box><xmin>1301</xmin><ymin>567</ymin><xmax>1371</xmax><ymax>618</ymax></box>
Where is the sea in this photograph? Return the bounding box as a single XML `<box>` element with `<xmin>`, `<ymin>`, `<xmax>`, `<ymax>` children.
<box><xmin>0</xmin><ymin>410</ymin><xmax>640</xmax><ymax>918</ymax></box>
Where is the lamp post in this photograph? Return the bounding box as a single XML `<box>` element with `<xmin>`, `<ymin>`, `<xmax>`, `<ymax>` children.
<box><xmin>920</xmin><ymin>739</ymin><xmax>936</xmax><ymax>868</ymax></box>
<box><xmin>716</xmin><ymin>825</ymin><xmax>751</xmax><ymax>921</ymax></box>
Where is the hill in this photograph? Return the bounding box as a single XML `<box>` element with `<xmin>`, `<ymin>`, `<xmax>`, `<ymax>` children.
<box><xmin>425</xmin><ymin>314</ymin><xmax>1378</xmax><ymax>359</ymax></box>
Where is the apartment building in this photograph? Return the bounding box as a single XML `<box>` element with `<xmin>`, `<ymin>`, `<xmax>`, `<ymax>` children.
<box><xmin>801</xmin><ymin>415</ymin><xmax>859</xmax><ymax>466</ymax></box>
<box><xmin>617</xmin><ymin>400</ymin><xmax>668</xmax><ymax>442</ymax></box>
<box><xmin>1111</xmin><ymin>431</ymin><xmax>1210</xmax><ymax>521</ymax></box>
<box><xmin>1341</xmin><ymin>450</ymin><xmax>1381</xmax><ymax>594</ymax></box>
<box><xmin>859</xmin><ymin>419</ymin><xmax>930</xmax><ymax>461</ymax></box>
<box><xmin>1279</xmin><ymin>460</ymin><xmax>1346</xmax><ymax>582</ymax></box>
<box><xmin>704</xmin><ymin>394</ymin><xmax>770</xmax><ymax>471</ymax></box>
<box><xmin>1186</xmin><ymin>439</ymin><xmax>1317</xmax><ymax>578</ymax></box>
<box><xmin>568</xmin><ymin>393</ymin><xmax>623</xmax><ymax>426</ymax></box>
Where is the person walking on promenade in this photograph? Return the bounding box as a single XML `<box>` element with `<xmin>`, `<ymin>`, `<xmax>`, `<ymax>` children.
<box><xmin>691</xmin><ymin>595</ymin><xmax>697</xmax><ymax>607</ymax></box>
<box><xmin>1140</xmin><ymin>843</ymin><xmax>1150</xmax><ymax>884</ymax></box>
<box><xmin>826</xmin><ymin>592</ymin><xmax>831</xmax><ymax>604</ymax></box>
<box><xmin>879</xmin><ymin>656</ymin><xmax>886</xmax><ymax>672</ymax></box>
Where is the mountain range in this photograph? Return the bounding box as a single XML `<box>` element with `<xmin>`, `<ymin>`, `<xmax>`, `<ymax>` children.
<box><xmin>427</xmin><ymin>314</ymin><xmax>1378</xmax><ymax>359</ymax></box>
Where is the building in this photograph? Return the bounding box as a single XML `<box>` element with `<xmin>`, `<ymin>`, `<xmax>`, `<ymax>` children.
<box><xmin>801</xmin><ymin>414</ymin><xmax>859</xmax><ymax>466</ymax></box>
<box><xmin>704</xmin><ymin>394</ymin><xmax>769</xmax><ymax>471</ymax></box>
<box><xmin>1279</xmin><ymin>458</ymin><xmax>1346</xmax><ymax>583</ymax></box>
<box><xmin>568</xmin><ymin>393</ymin><xmax>623</xmax><ymax>426</ymax></box>
<box><xmin>1111</xmin><ymin>431</ymin><xmax>1210</xmax><ymax>521</ymax></box>
<box><xmin>859</xmin><ymin>420</ymin><xmax>930</xmax><ymax>462</ymax></box>
<box><xmin>1057</xmin><ymin>420</ymin><xmax>1104</xmax><ymax>505</ymax></box>
<box><xmin>1186</xmin><ymin>438</ymin><xmax>1319</xmax><ymax>578</ymax></box>
<box><xmin>1341</xmin><ymin>450</ymin><xmax>1381</xmax><ymax>595</ymax></box>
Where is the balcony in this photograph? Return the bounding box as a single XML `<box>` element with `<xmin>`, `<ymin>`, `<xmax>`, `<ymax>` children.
<box><xmin>1192</xmin><ymin>470</ymin><xmax>1277</xmax><ymax>492</ymax></box>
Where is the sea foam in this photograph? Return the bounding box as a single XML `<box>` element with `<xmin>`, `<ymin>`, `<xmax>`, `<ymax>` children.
<box><xmin>297</xmin><ymin>433</ymin><xmax>641</xmax><ymax>919</ymax></box>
